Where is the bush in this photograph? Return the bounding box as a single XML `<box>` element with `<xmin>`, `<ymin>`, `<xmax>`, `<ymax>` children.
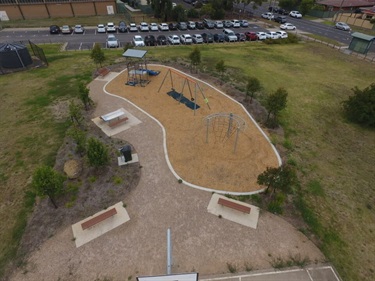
<box><xmin>187</xmin><ymin>8</ymin><xmax>199</xmax><ymax>18</ymax></box>
<box><xmin>86</xmin><ymin>137</ymin><xmax>110</xmax><ymax>168</ymax></box>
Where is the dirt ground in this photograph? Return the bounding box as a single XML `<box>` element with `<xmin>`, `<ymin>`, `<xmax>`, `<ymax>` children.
<box><xmin>105</xmin><ymin>65</ymin><xmax>280</xmax><ymax>193</ymax></box>
<box><xmin>7</xmin><ymin>65</ymin><xmax>325</xmax><ymax>281</ymax></box>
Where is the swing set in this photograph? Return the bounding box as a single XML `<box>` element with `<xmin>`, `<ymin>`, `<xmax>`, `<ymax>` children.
<box><xmin>158</xmin><ymin>68</ymin><xmax>211</xmax><ymax>115</ymax></box>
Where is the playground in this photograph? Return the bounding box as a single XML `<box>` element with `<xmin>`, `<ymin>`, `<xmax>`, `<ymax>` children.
<box><xmin>105</xmin><ymin>65</ymin><xmax>281</xmax><ymax>193</ymax></box>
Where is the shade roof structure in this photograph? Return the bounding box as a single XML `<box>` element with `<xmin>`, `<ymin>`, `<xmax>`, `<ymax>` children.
<box><xmin>351</xmin><ymin>32</ymin><xmax>375</xmax><ymax>41</ymax></box>
<box><xmin>137</xmin><ymin>273</ymin><xmax>198</xmax><ymax>281</ymax></box>
<box><xmin>122</xmin><ymin>49</ymin><xmax>148</xmax><ymax>58</ymax></box>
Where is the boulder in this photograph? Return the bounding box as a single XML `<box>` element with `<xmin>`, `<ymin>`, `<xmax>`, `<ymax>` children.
<box><xmin>63</xmin><ymin>159</ymin><xmax>82</xmax><ymax>179</ymax></box>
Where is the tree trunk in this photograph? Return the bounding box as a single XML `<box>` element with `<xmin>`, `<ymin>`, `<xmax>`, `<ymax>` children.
<box><xmin>49</xmin><ymin>196</ymin><xmax>58</xmax><ymax>209</ymax></box>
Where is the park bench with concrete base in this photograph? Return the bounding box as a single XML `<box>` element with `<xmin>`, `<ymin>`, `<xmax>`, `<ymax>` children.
<box><xmin>81</xmin><ymin>208</ymin><xmax>117</xmax><ymax>230</ymax></box>
<box><xmin>217</xmin><ymin>198</ymin><xmax>251</xmax><ymax>214</ymax></box>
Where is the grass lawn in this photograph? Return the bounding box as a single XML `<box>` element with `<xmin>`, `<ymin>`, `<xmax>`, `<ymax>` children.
<box><xmin>0</xmin><ymin>41</ymin><xmax>374</xmax><ymax>281</ymax></box>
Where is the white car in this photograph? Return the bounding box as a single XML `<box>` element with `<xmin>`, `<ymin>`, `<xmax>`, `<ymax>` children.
<box><xmin>132</xmin><ymin>35</ymin><xmax>145</xmax><ymax>46</ymax></box>
<box><xmin>97</xmin><ymin>24</ymin><xmax>106</xmax><ymax>33</ymax></box>
<box><xmin>214</xmin><ymin>20</ymin><xmax>223</xmax><ymax>28</ymax></box>
<box><xmin>129</xmin><ymin>23</ymin><xmax>138</xmax><ymax>32</ymax></box>
<box><xmin>150</xmin><ymin>23</ymin><xmax>158</xmax><ymax>31</ymax></box>
<box><xmin>289</xmin><ymin>11</ymin><xmax>302</xmax><ymax>18</ymax></box>
<box><xmin>280</xmin><ymin>23</ymin><xmax>296</xmax><ymax>30</ymax></box>
<box><xmin>256</xmin><ymin>32</ymin><xmax>267</xmax><ymax>40</ymax></box>
<box><xmin>139</xmin><ymin>22</ymin><xmax>149</xmax><ymax>32</ymax></box>
<box><xmin>192</xmin><ymin>34</ymin><xmax>203</xmax><ymax>44</ymax></box>
<box><xmin>106</xmin><ymin>22</ymin><xmax>116</xmax><ymax>32</ymax></box>
<box><xmin>188</xmin><ymin>21</ymin><xmax>196</xmax><ymax>29</ymax></box>
<box><xmin>159</xmin><ymin>23</ymin><xmax>169</xmax><ymax>31</ymax></box>
<box><xmin>335</xmin><ymin>22</ymin><xmax>351</xmax><ymax>31</ymax></box>
<box><xmin>180</xmin><ymin>34</ymin><xmax>193</xmax><ymax>44</ymax></box>
<box><xmin>240</xmin><ymin>20</ymin><xmax>249</xmax><ymax>27</ymax></box>
<box><xmin>231</xmin><ymin>19</ymin><xmax>241</xmax><ymax>28</ymax></box>
<box><xmin>168</xmin><ymin>34</ymin><xmax>180</xmax><ymax>45</ymax></box>
<box><xmin>74</xmin><ymin>25</ymin><xmax>84</xmax><ymax>34</ymax></box>
<box><xmin>106</xmin><ymin>34</ymin><xmax>119</xmax><ymax>48</ymax></box>
<box><xmin>276</xmin><ymin>30</ymin><xmax>288</xmax><ymax>38</ymax></box>
<box><xmin>265</xmin><ymin>31</ymin><xmax>280</xmax><ymax>39</ymax></box>
<box><xmin>261</xmin><ymin>12</ymin><xmax>274</xmax><ymax>20</ymax></box>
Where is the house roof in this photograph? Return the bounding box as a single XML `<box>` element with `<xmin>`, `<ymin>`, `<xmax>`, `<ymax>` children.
<box><xmin>318</xmin><ymin>0</ymin><xmax>375</xmax><ymax>8</ymax></box>
<box><xmin>351</xmin><ymin>32</ymin><xmax>375</xmax><ymax>41</ymax></box>
<box><xmin>361</xmin><ymin>5</ymin><xmax>375</xmax><ymax>14</ymax></box>
<box><xmin>122</xmin><ymin>49</ymin><xmax>148</xmax><ymax>58</ymax></box>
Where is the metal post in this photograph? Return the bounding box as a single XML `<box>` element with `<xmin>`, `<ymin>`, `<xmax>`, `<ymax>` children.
<box><xmin>167</xmin><ymin>228</ymin><xmax>172</xmax><ymax>275</ymax></box>
<box><xmin>206</xmin><ymin>118</ymin><xmax>210</xmax><ymax>143</ymax></box>
<box><xmin>234</xmin><ymin>127</ymin><xmax>239</xmax><ymax>153</ymax></box>
<box><xmin>227</xmin><ymin>113</ymin><xmax>233</xmax><ymax>137</ymax></box>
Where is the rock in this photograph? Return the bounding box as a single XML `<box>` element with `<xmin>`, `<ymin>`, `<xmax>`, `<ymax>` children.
<box><xmin>63</xmin><ymin>159</ymin><xmax>82</xmax><ymax>179</ymax></box>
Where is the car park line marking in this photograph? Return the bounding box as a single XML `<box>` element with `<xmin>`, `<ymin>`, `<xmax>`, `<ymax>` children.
<box><xmin>79</xmin><ymin>42</ymin><xmax>82</xmax><ymax>50</ymax></box>
<box><xmin>306</xmin><ymin>269</ymin><xmax>314</xmax><ymax>281</ymax></box>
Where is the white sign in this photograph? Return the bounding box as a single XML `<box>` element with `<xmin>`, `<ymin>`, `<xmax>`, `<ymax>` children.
<box><xmin>0</xmin><ymin>11</ymin><xmax>10</xmax><ymax>21</ymax></box>
<box><xmin>106</xmin><ymin>5</ymin><xmax>114</xmax><ymax>15</ymax></box>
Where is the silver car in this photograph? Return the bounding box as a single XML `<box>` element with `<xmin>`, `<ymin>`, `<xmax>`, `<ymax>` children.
<box><xmin>335</xmin><ymin>22</ymin><xmax>351</xmax><ymax>31</ymax></box>
<box><xmin>106</xmin><ymin>35</ymin><xmax>119</xmax><ymax>48</ymax></box>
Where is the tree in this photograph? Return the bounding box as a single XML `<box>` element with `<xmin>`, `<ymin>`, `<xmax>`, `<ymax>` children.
<box><xmin>78</xmin><ymin>82</ymin><xmax>93</xmax><ymax>111</ymax></box>
<box><xmin>215</xmin><ymin>60</ymin><xmax>226</xmax><ymax>78</ymax></box>
<box><xmin>90</xmin><ymin>43</ymin><xmax>105</xmax><ymax>68</ymax></box>
<box><xmin>188</xmin><ymin>47</ymin><xmax>201</xmax><ymax>73</ymax></box>
<box><xmin>86</xmin><ymin>137</ymin><xmax>110</xmax><ymax>168</ymax></box>
<box><xmin>342</xmin><ymin>83</ymin><xmax>375</xmax><ymax>128</ymax></box>
<box><xmin>300</xmin><ymin>0</ymin><xmax>314</xmax><ymax>15</ymax></box>
<box><xmin>257</xmin><ymin>165</ymin><xmax>296</xmax><ymax>195</ymax></box>
<box><xmin>265</xmin><ymin>87</ymin><xmax>288</xmax><ymax>127</ymax></box>
<box><xmin>245</xmin><ymin>77</ymin><xmax>261</xmax><ymax>103</ymax></box>
<box><xmin>69</xmin><ymin>101</ymin><xmax>83</xmax><ymax>126</ymax></box>
<box><xmin>68</xmin><ymin>126</ymin><xmax>87</xmax><ymax>155</ymax></box>
<box><xmin>32</xmin><ymin>165</ymin><xmax>66</xmax><ymax>208</ymax></box>
<box><xmin>278</xmin><ymin>0</ymin><xmax>297</xmax><ymax>10</ymax></box>
<box><xmin>171</xmin><ymin>5</ymin><xmax>187</xmax><ymax>22</ymax></box>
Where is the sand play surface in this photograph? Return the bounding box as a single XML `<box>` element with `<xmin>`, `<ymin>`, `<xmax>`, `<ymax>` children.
<box><xmin>105</xmin><ymin>65</ymin><xmax>280</xmax><ymax>193</ymax></box>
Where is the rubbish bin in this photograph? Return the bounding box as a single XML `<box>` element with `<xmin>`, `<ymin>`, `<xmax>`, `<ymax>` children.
<box><xmin>120</xmin><ymin>145</ymin><xmax>132</xmax><ymax>162</ymax></box>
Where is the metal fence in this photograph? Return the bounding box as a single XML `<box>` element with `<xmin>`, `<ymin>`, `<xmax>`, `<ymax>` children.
<box><xmin>29</xmin><ymin>40</ymin><xmax>48</xmax><ymax>66</ymax></box>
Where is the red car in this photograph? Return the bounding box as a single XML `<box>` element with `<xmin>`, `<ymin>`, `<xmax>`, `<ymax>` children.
<box><xmin>245</xmin><ymin>31</ymin><xmax>258</xmax><ymax>41</ymax></box>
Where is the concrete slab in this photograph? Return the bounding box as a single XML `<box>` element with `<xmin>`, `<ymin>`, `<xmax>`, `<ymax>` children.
<box><xmin>71</xmin><ymin>202</ymin><xmax>130</xmax><ymax>248</ymax></box>
<box><xmin>91</xmin><ymin>107</ymin><xmax>142</xmax><ymax>137</ymax></box>
<box><xmin>117</xmin><ymin>153</ymin><xmax>139</xmax><ymax>166</ymax></box>
<box><xmin>207</xmin><ymin>193</ymin><xmax>259</xmax><ymax>229</ymax></box>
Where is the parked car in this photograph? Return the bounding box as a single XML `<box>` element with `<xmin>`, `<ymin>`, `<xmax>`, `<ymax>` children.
<box><xmin>168</xmin><ymin>34</ymin><xmax>180</xmax><ymax>45</ymax></box>
<box><xmin>118</xmin><ymin>21</ymin><xmax>127</xmax><ymax>33</ymax></box>
<box><xmin>280</xmin><ymin>23</ymin><xmax>296</xmax><ymax>30</ymax></box>
<box><xmin>157</xmin><ymin>35</ymin><xmax>167</xmax><ymax>45</ymax></box>
<box><xmin>97</xmin><ymin>24</ymin><xmax>106</xmax><ymax>33</ymax></box>
<box><xmin>188</xmin><ymin>21</ymin><xmax>196</xmax><ymax>29</ymax></box>
<box><xmin>265</xmin><ymin>31</ymin><xmax>280</xmax><ymax>39</ymax></box>
<box><xmin>235</xmin><ymin>32</ymin><xmax>246</xmax><ymax>41</ymax></box>
<box><xmin>203</xmin><ymin>19</ymin><xmax>215</xmax><ymax>29</ymax></box>
<box><xmin>149</xmin><ymin>23</ymin><xmax>158</xmax><ymax>31</ymax></box>
<box><xmin>289</xmin><ymin>11</ymin><xmax>302</xmax><ymax>18</ymax></box>
<box><xmin>139</xmin><ymin>22</ymin><xmax>149</xmax><ymax>32</ymax></box>
<box><xmin>244</xmin><ymin>31</ymin><xmax>258</xmax><ymax>41</ymax></box>
<box><xmin>168</xmin><ymin>22</ymin><xmax>178</xmax><ymax>30</ymax></box>
<box><xmin>335</xmin><ymin>22</ymin><xmax>351</xmax><ymax>31</ymax></box>
<box><xmin>74</xmin><ymin>25</ymin><xmax>84</xmax><ymax>34</ymax></box>
<box><xmin>61</xmin><ymin>25</ymin><xmax>72</xmax><ymax>34</ymax></box>
<box><xmin>240</xmin><ymin>20</ymin><xmax>249</xmax><ymax>27</ymax></box>
<box><xmin>276</xmin><ymin>30</ymin><xmax>288</xmax><ymax>38</ymax></box>
<box><xmin>49</xmin><ymin>25</ymin><xmax>60</xmax><ymax>34</ymax></box>
<box><xmin>129</xmin><ymin>23</ymin><xmax>138</xmax><ymax>32</ymax></box>
<box><xmin>223</xmin><ymin>20</ymin><xmax>233</xmax><ymax>28</ymax></box>
<box><xmin>261</xmin><ymin>12</ymin><xmax>274</xmax><ymax>20</ymax></box>
<box><xmin>195</xmin><ymin>21</ymin><xmax>205</xmax><ymax>29</ymax></box>
<box><xmin>214</xmin><ymin>20</ymin><xmax>224</xmax><ymax>28</ymax></box>
<box><xmin>231</xmin><ymin>19</ymin><xmax>241</xmax><ymax>28</ymax></box>
<box><xmin>159</xmin><ymin>23</ymin><xmax>169</xmax><ymax>31</ymax></box>
<box><xmin>274</xmin><ymin>16</ymin><xmax>287</xmax><ymax>23</ymax></box>
<box><xmin>256</xmin><ymin>31</ymin><xmax>267</xmax><ymax>40</ymax></box>
<box><xmin>201</xmin><ymin>32</ymin><xmax>214</xmax><ymax>43</ymax></box>
<box><xmin>178</xmin><ymin>22</ymin><xmax>188</xmax><ymax>30</ymax></box>
<box><xmin>144</xmin><ymin>35</ymin><xmax>156</xmax><ymax>46</ymax></box>
<box><xmin>192</xmin><ymin>34</ymin><xmax>204</xmax><ymax>44</ymax></box>
<box><xmin>223</xmin><ymin>29</ymin><xmax>237</xmax><ymax>42</ymax></box>
<box><xmin>180</xmin><ymin>34</ymin><xmax>193</xmax><ymax>44</ymax></box>
<box><xmin>106</xmin><ymin>22</ymin><xmax>116</xmax><ymax>32</ymax></box>
<box><xmin>106</xmin><ymin>34</ymin><xmax>119</xmax><ymax>48</ymax></box>
<box><xmin>132</xmin><ymin>35</ymin><xmax>145</xmax><ymax>46</ymax></box>
<box><xmin>213</xmin><ymin>33</ymin><xmax>225</xmax><ymax>42</ymax></box>
<box><xmin>278</xmin><ymin>8</ymin><xmax>289</xmax><ymax>15</ymax></box>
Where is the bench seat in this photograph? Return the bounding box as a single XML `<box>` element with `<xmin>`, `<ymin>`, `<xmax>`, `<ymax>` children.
<box><xmin>81</xmin><ymin>208</ymin><xmax>117</xmax><ymax>230</ymax></box>
<box><xmin>218</xmin><ymin>198</ymin><xmax>251</xmax><ymax>214</ymax></box>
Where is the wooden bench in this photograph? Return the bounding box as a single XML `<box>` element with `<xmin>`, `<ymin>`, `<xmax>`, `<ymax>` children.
<box><xmin>81</xmin><ymin>208</ymin><xmax>117</xmax><ymax>230</ymax></box>
<box><xmin>108</xmin><ymin>117</ymin><xmax>128</xmax><ymax>128</ymax></box>
<box><xmin>218</xmin><ymin>198</ymin><xmax>251</xmax><ymax>214</ymax></box>
<box><xmin>98</xmin><ymin>67</ymin><xmax>110</xmax><ymax>77</ymax></box>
